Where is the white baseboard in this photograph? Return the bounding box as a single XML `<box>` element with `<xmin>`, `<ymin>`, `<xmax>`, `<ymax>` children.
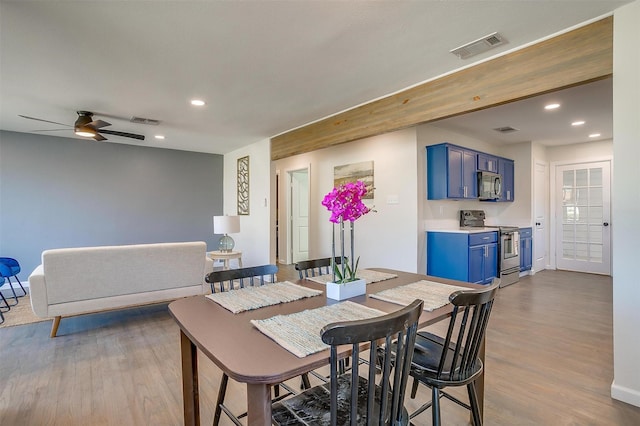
<box><xmin>611</xmin><ymin>381</ymin><xmax>640</xmax><ymax>408</ymax></box>
<box><xmin>0</xmin><ymin>280</ymin><xmax>30</xmax><ymax>298</ymax></box>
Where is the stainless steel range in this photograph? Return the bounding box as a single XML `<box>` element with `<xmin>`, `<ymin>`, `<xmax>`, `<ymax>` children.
<box><xmin>497</xmin><ymin>226</ymin><xmax>520</xmax><ymax>286</ymax></box>
<box><xmin>460</xmin><ymin>210</ymin><xmax>520</xmax><ymax>287</ymax></box>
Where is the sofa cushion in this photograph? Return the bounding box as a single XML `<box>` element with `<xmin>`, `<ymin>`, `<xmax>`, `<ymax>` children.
<box><xmin>42</xmin><ymin>242</ymin><xmax>207</xmax><ymax>305</ymax></box>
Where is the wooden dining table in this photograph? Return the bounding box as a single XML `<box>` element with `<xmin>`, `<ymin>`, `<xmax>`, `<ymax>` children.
<box><xmin>168</xmin><ymin>268</ymin><xmax>485</xmax><ymax>426</ymax></box>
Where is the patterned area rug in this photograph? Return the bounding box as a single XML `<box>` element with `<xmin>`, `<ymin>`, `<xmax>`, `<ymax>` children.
<box><xmin>251</xmin><ymin>301</ymin><xmax>385</xmax><ymax>357</ymax></box>
<box><xmin>0</xmin><ymin>294</ymin><xmax>48</xmax><ymax>329</ymax></box>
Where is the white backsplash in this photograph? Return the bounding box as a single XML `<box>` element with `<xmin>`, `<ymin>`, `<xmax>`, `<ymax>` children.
<box><xmin>424</xmin><ymin>200</ymin><xmax>531</xmax><ymax>230</ymax></box>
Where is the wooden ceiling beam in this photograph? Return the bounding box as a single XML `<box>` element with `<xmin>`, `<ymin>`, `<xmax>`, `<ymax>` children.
<box><xmin>271</xmin><ymin>17</ymin><xmax>613</xmax><ymax>161</ymax></box>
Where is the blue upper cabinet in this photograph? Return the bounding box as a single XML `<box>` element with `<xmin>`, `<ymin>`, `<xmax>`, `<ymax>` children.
<box><xmin>498</xmin><ymin>157</ymin><xmax>515</xmax><ymax>202</ymax></box>
<box><xmin>477</xmin><ymin>153</ymin><xmax>498</xmax><ymax>172</ymax></box>
<box><xmin>427</xmin><ymin>143</ymin><xmax>478</xmax><ymax>199</ymax></box>
<box><xmin>427</xmin><ymin>143</ymin><xmax>514</xmax><ymax>202</ymax></box>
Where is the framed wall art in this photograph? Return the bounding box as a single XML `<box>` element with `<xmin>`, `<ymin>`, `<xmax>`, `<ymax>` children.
<box><xmin>334</xmin><ymin>160</ymin><xmax>374</xmax><ymax>199</ymax></box>
<box><xmin>237</xmin><ymin>156</ymin><xmax>250</xmax><ymax>215</ymax></box>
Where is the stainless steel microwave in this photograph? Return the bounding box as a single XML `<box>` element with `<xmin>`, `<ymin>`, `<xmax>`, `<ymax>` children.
<box><xmin>477</xmin><ymin>171</ymin><xmax>502</xmax><ymax>200</ymax></box>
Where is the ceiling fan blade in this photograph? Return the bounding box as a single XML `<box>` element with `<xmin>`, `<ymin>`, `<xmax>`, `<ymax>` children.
<box><xmin>88</xmin><ymin>119</ymin><xmax>111</xmax><ymax>129</ymax></box>
<box><xmin>98</xmin><ymin>129</ymin><xmax>145</xmax><ymax>140</ymax></box>
<box><xmin>19</xmin><ymin>115</ymin><xmax>71</xmax><ymax>127</ymax></box>
<box><xmin>32</xmin><ymin>128</ymin><xmax>71</xmax><ymax>132</ymax></box>
<box><xmin>93</xmin><ymin>133</ymin><xmax>107</xmax><ymax>141</ymax></box>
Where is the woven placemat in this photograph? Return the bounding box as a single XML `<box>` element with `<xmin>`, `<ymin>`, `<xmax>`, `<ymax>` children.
<box><xmin>251</xmin><ymin>301</ymin><xmax>385</xmax><ymax>358</ymax></box>
<box><xmin>206</xmin><ymin>281</ymin><xmax>323</xmax><ymax>314</ymax></box>
<box><xmin>369</xmin><ymin>280</ymin><xmax>469</xmax><ymax>312</ymax></box>
<box><xmin>307</xmin><ymin>269</ymin><xmax>398</xmax><ymax>285</ymax></box>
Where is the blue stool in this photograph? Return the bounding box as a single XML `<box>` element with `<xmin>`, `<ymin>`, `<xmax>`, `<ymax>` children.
<box><xmin>0</xmin><ymin>257</ymin><xmax>27</xmax><ymax>305</ymax></box>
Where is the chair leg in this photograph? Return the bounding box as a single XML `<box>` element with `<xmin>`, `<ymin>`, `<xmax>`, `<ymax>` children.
<box><xmin>7</xmin><ymin>278</ymin><xmax>20</xmax><ymax>303</ymax></box>
<box><xmin>432</xmin><ymin>387</ymin><xmax>441</xmax><ymax>426</ymax></box>
<box><xmin>0</xmin><ymin>279</ymin><xmax>17</xmax><ymax>307</ymax></box>
<box><xmin>467</xmin><ymin>382</ymin><xmax>482</xmax><ymax>426</ymax></box>
<box><xmin>0</xmin><ymin>292</ymin><xmax>10</xmax><ymax>312</ymax></box>
<box><xmin>410</xmin><ymin>377</ymin><xmax>419</xmax><ymax>398</ymax></box>
<box><xmin>301</xmin><ymin>373</ymin><xmax>311</xmax><ymax>390</ymax></box>
<box><xmin>213</xmin><ymin>373</ymin><xmax>229</xmax><ymax>426</ymax></box>
<box><xmin>11</xmin><ymin>276</ymin><xmax>27</xmax><ymax>297</ymax></box>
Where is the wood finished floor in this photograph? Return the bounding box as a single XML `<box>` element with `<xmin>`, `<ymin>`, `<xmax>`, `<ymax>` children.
<box><xmin>1</xmin><ymin>268</ymin><xmax>639</xmax><ymax>425</ymax></box>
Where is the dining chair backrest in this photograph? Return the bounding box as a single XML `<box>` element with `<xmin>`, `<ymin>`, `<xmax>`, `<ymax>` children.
<box><xmin>205</xmin><ymin>264</ymin><xmax>278</xmax><ymax>293</ymax></box>
<box><xmin>434</xmin><ymin>280</ymin><xmax>499</xmax><ymax>382</ymax></box>
<box><xmin>321</xmin><ymin>299</ymin><xmax>423</xmax><ymax>425</ymax></box>
<box><xmin>294</xmin><ymin>257</ymin><xmax>344</xmax><ymax>279</ymax></box>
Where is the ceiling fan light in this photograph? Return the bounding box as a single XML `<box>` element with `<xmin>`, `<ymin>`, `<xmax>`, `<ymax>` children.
<box><xmin>75</xmin><ymin>126</ymin><xmax>96</xmax><ymax>137</ymax></box>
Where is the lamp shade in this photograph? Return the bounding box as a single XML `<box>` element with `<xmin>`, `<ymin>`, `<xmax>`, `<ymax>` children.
<box><xmin>213</xmin><ymin>215</ymin><xmax>240</xmax><ymax>235</ymax></box>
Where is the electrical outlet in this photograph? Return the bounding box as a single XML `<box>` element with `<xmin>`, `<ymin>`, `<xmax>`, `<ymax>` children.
<box><xmin>387</xmin><ymin>195</ymin><xmax>399</xmax><ymax>204</ymax></box>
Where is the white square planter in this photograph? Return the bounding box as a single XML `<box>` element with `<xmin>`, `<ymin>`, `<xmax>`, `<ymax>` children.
<box><xmin>326</xmin><ymin>278</ymin><xmax>366</xmax><ymax>301</ymax></box>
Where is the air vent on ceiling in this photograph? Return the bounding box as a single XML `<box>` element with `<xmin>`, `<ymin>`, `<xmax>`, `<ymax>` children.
<box><xmin>130</xmin><ymin>116</ymin><xmax>161</xmax><ymax>125</ymax></box>
<box><xmin>493</xmin><ymin>126</ymin><xmax>519</xmax><ymax>134</ymax></box>
<box><xmin>450</xmin><ymin>32</ymin><xmax>506</xmax><ymax>59</ymax></box>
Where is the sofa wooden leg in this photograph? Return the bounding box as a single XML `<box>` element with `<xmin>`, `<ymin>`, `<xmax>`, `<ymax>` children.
<box><xmin>50</xmin><ymin>316</ymin><xmax>61</xmax><ymax>338</ymax></box>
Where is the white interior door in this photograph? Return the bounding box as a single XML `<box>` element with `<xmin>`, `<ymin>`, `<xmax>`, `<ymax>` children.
<box><xmin>534</xmin><ymin>162</ymin><xmax>548</xmax><ymax>273</ymax></box>
<box><xmin>289</xmin><ymin>169</ymin><xmax>309</xmax><ymax>264</ymax></box>
<box><xmin>555</xmin><ymin>161</ymin><xmax>611</xmax><ymax>274</ymax></box>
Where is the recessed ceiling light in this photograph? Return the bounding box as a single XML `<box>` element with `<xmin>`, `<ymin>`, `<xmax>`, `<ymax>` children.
<box><xmin>154</xmin><ymin>135</ymin><xmax>165</xmax><ymax>140</ymax></box>
<box><xmin>589</xmin><ymin>133</ymin><xmax>601</xmax><ymax>138</ymax></box>
<box><xmin>544</xmin><ymin>103</ymin><xmax>560</xmax><ymax>110</ymax></box>
<box><xmin>190</xmin><ymin>99</ymin><xmax>206</xmax><ymax>106</ymax></box>
<box><xmin>571</xmin><ymin>121</ymin><xmax>585</xmax><ymax>126</ymax></box>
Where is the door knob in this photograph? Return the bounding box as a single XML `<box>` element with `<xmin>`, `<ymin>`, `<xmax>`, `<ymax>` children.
<box><xmin>603</xmin><ymin>222</ymin><xmax>609</xmax><ymax>226</ymax></box>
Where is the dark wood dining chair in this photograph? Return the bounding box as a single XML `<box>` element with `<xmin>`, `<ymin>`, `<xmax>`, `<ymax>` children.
<box><xmin>408</xmin><ymin>280</ymin><xmax>500</xmax><ymax>426</ymax></box>
<box><xmin>272</xmin><ymin>299</ymin><xmax>423</xmax><ymax>426</ymax></box>
<box><xmin>295</xmin><ymin>256</ymin><xmax>354</xmax><ymax>382</ymax></box>
<box><xmin>294</xmin><ymin>257</ymin><xmax>344</xmax><ymax>279</ymax></box>
<box><xmin>206</xmin><ymin>263</ymin><xmax>278</xmax><ymax>293</ymax></box>
<box><xmin>205</xmin><ymin>264</ymin><xmax>309</xmax><ymax>426</ymax></box>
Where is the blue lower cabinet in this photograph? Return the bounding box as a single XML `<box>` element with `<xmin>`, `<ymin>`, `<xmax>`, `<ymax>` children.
<box><xmin>427</xmin><ymin>231</ymin><xmax>498</xmax><ymax>285</ymax></box>
<box><xmin>520</xmin><ymin>227</ymin><xmax>533</xmax><ymax>271</ymax></box>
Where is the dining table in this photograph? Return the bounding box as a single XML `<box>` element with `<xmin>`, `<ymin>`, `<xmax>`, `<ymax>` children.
<box><xmin>168</xmin><ymin>268</ymin><xmax>485</xmax><ymax>426</ymax></box>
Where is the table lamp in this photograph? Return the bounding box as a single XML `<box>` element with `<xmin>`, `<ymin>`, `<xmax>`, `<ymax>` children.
<box><xmin>213</xmin><ymin>215</ymin><xmax>240</xmax><ymax>252</ymax></box>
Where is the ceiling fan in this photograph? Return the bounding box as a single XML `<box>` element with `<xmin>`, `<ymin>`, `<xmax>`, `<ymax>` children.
<box><xmin>19</xmin><ymin>111</ymin><xmax>145</xmax><ymax>141</ymax></box>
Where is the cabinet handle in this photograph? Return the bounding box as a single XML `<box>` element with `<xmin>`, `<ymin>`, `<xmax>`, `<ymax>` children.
<box><xmin>464</xmin><ymin>186</ymin><xmax>468</xmax><ymax>198</ymax></box>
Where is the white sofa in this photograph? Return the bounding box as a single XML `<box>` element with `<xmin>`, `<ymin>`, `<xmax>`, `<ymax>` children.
<box><xmin>28</xmin><ymin>241</ymin><xmax>213</xmax><ymax>337</ymax></box>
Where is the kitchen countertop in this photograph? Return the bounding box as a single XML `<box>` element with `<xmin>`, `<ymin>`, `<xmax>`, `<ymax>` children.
<box><xmin>427</xmin><ymin>227</ymin><xmax>499</xmax><ymax>234</ymax></box>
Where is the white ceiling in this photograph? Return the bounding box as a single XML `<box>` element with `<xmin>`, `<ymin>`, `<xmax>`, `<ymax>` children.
<box><xmin>432</xmin><ymin>77</ymin><xmax>613</xmax><ymax>147</ymax></box>
<box><xmin>0</xmin><ymin>1</ymin><xmax>626</xmax><ymax>155</ymax></box>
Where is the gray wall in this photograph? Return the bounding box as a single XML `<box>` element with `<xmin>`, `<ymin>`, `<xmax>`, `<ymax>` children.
<box><xmin>0</xmin><ymin>130</ymin><xmax>224</xmax><ymax>281</ymax></box>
